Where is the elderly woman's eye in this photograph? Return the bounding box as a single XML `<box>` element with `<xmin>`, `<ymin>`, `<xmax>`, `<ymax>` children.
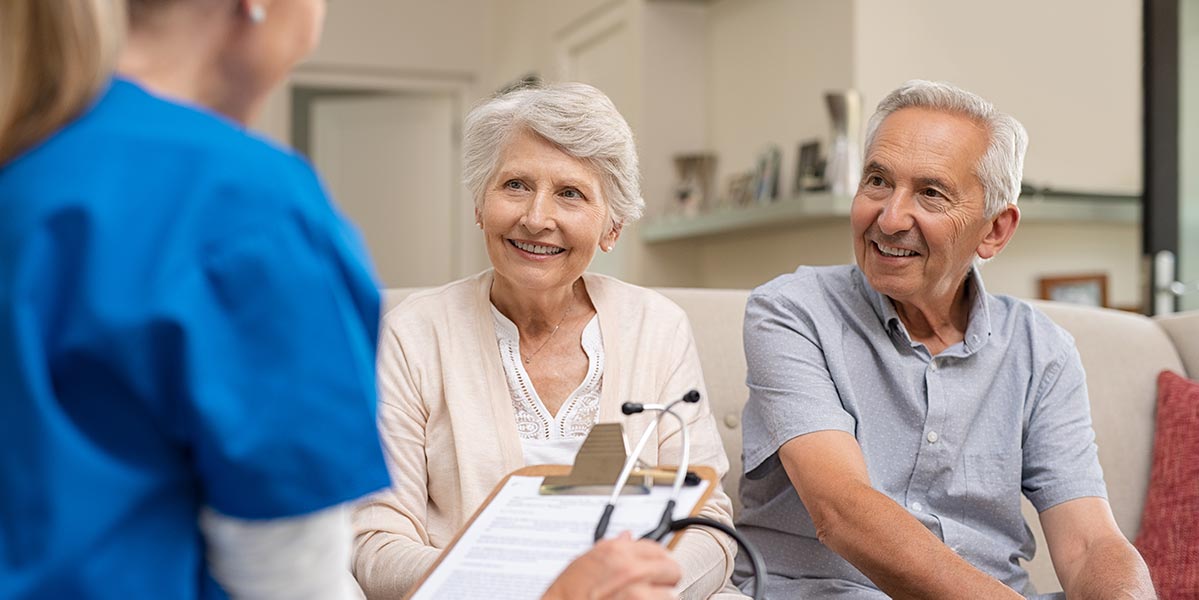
<box><xmin>504</xmin><ymin>180</ymin><xmax>525</xmax><ymax>191</ymax></box>
<box><xmin>867</xmin><ymin>175</ymin><xmax>885</xmax><ymax>187</ymax></box>
<box><xmin>561</xmin><ymin>188</ymin><xmax>584</xmax><ymax>200</ymax></box>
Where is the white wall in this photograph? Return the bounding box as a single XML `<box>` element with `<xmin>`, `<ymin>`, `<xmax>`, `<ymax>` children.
<box><xmin>706</xmin><ymin>0</ymin><xmax>856</xmax><ymax>196</ymax></box>
<box><xmin>698</xmin><ymin>221</ymin><xmax>855</xmax><ymax>289</ymax></box>
<box><xmin>312</xmin><ymin>0</ymin><xmax>497</xmax><ymax>75</ymax></box>
<box><xmin>252</xmin><ymin>0</ymin><xmax>1147</xmax><ymax>306</ymax></box>
<box><xmin>984</xmin><ymin>221</ymin><xmax>1142</xmax><ymax>309</ymax></box>
<box><xmin>853</xmin><ymin>0</ymin><xmax>1142</xmax><ymax>195</ymax></box>
<box><xmin>685</xmin><ymin>0</ymin><xmax>1143</xmax><ymax>303</ymax></box>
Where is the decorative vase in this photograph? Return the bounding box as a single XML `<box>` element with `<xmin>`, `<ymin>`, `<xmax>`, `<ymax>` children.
<box><xmin>824</xmin><ymin>90</ymin><xmax>862</xmax><ymax>197</ymax></box>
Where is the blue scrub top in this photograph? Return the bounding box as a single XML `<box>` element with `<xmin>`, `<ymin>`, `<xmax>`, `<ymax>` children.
<box><xmin>0</xmin><ymin>78</ymin><xmax>391</xmax><ymax>598</ymax></box>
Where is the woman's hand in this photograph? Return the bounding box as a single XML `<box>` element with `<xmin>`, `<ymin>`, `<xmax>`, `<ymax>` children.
<box><xmin>542</xmin><ymin>532</ymin><xmax>681</xmax><ymax>600</ymax></box>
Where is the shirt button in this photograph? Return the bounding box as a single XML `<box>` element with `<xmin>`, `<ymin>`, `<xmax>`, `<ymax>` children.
<box><xmin>929</xmin><ymin>360</ymin><xmax>938</xmax><ymax>372</ymax></box>
<box><xmin>912</xmin><ymin>501</ymin><xmax>924</xmax><ymax>512</ymax></box>
<box><xmin>926</xmin><ymin>431</ymin><xmax>939</xmax><ymax>443</ymax></box>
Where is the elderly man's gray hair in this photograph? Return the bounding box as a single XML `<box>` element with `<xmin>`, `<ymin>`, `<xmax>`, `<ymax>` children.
<box><xmin>462</xmin><ymin>82</ymin><xmax>644</xmax><ymax>226</ymax></box>
<box><xmin>864</xmin><ymin>80</ymin><xmax>1029</xmax><ymax>218</ymax></box>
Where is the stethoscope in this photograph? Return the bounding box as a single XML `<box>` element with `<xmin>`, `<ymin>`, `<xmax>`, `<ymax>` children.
<box><xmin>591</xmin><ymin>390</ymin><xmax>766</xmax><ymax>600</ymax></box>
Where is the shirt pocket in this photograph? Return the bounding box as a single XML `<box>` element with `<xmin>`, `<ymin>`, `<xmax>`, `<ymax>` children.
<box><xmin>965</xmin><ymin>451</ymin><xmax>1020</xmax><ymax>520</ymax></box>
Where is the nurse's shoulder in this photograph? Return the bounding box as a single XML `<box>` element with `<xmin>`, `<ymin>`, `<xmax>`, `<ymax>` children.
<box><xmin>4</xmin><ymin>77</ymin><xmax>328</xmax><ymax>236</ymax></box>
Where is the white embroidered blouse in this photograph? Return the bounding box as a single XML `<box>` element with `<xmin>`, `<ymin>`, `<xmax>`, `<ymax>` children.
<box><xmin>490</xmin><ymin>305</ymin><xmax>603</xmax><ymax>465</ymax></box>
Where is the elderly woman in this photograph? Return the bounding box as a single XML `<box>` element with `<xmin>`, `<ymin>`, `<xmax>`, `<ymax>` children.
<box><xmin>352</xmin><ymin>83</ymin><xmax>736</xmax><ymax>599</ymax></box>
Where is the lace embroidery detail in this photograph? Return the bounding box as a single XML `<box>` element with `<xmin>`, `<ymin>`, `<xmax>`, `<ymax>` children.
<box><xmin>491</xmin><ymin>305</ymin><xmax>603</xmax><ymax>440</ymax></box>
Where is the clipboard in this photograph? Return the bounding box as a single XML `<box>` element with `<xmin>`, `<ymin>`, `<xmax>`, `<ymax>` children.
<box><xmin>403</xmin><ymin>463</ymin><xmax>719</xmax><ymax>599</ymax></box>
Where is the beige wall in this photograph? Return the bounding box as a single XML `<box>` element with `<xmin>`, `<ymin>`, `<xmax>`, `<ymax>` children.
<box><xmin>683</xmin><ymin>0</ymin><xmax>1142</xmax><ymax>302</ymax></box>
<box><xmin>985</xmin><ymin>221</ymin><xmax>1142</xmax><ymax>308</ymax></box>
<box><xmin>853</xmin><ymin>0</ymin><xmax>1142</xmax><ymax>195</ymax></box>
<box><xmin>689</xmin><ymin>217</ymin><xmax>1142</xmax><ymax>310</ymax></box>
<box><xmin>706</xmin><ymin>0</ymin><xmax>856</xmax><ymax>195</ymax></box>
<box><xmin>698</xmin><ymin>221</ymin><xmax>855</xmax><ymax>289</ymax></box>
<box><xmin>312</xmin><ymin>0</ymin><xmax>497</xmax><ymax>75</ymax></box>
<box><xmin>256</xmin><ymin>0</ymin><xmax>1145</xmax><ymax>306</ymax></box>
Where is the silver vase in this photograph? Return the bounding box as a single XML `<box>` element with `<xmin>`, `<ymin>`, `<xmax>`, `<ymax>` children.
<box><xmin>824</xmin><ymin>90</ymin><xmax>862</xmax><ymax>197</ymax></box>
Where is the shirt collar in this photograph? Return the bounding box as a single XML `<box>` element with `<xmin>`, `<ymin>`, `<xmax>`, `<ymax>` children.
<box><xmin>854</xmin><ymin>266</ymin><xmax>994</xmax><ymax>355</ymax></box>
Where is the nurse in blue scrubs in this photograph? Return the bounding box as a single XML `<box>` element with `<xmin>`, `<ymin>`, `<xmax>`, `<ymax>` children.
<box><xmin>0</xmin><ymin>0</ymin><xmax>390</xmax><ymax>598</ymax></box>
<box><xmin>0</xmin><ymin>1</ymin><xmax>682</xmax><ymax>599</ymax></box>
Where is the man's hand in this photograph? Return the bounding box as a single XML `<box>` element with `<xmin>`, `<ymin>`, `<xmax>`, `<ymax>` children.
<box><xmin>542</xmin><ymin>532</ymin><xmax>682</xmax><ymax>600</ymax></box>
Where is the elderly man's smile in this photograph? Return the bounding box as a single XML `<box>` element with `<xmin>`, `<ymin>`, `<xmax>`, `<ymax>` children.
<box><xmin>872</xmin><ymin>241</ymin><xmax>921</xmax><ymax>258</ymax></box>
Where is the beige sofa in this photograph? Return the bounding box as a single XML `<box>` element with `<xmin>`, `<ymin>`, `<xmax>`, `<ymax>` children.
<box><xmin>382</xmin><ymin>287</ymin><xmax>1199</xmax><ymax>594</ymax></box>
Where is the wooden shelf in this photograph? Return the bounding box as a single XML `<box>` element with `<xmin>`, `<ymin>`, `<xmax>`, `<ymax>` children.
<box><xmin>641</xmin><ymin>191</ymin><xmax>1139</xmax><ymax>243</ymax></box>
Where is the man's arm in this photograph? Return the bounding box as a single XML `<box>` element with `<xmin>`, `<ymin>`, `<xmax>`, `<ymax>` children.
<box><xmin>1039</xmin><ymin>497</ymin><xmax>1155</xmax><ymax>599</ymax></box>
<box><xmin>779</xmin><ymin>431</ymin><xmax>1022</xmax><ymax>600</ymax></box>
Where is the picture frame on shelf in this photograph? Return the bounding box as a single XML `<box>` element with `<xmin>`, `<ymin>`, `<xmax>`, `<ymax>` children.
<box><xmin>725</xmin><ymin>172</ymin><xmax>755</xmax><ymax>207</ymax></box>
<box><xmin>1038</xmin><ymin>273</ymin><xmax>1108</xmax><ymax>308</ymax></box>
<box><xmin>672</xmin><ymin>153</ymin><xmax>717</xmax><ymax>217</ymax></box>
<box><xmin>793</xmin><ymin>140</ymin><xmax>824</xmax><ymax>193</ymax></box>
<box><xmin>752</xmin><ymin>145</ymin><xmax>781</xmax><ymax>203</ymax></box>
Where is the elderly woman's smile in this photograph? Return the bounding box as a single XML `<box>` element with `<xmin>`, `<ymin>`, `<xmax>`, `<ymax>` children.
<box><xmin>509</xmin><ymin>239</ymin><xmax>566</xmax><ymax>256</ymax></box>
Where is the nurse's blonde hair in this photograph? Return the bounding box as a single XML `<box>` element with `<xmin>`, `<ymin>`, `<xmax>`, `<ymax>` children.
<box><xmin>0</xmin><ymin>0</ymin><xmax>125</xmax><ymax>165</ymax></box>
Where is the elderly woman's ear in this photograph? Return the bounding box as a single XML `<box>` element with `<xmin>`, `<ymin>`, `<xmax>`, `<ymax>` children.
<box><xmin>601</xmin><ymin>222</ymin><xmax>623</xmax><ymax>252</ymax></box>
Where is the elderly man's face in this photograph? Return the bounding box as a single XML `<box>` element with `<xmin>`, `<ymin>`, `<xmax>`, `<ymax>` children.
<box><xmin>478</xmin><ymin>128</ymin><xmax>618</xmax><ymax>293</ymax></box>
<box><xmin>851</xmin><ymin>107</ymin><xmax>996</xmax><ymax>307</ymax></box>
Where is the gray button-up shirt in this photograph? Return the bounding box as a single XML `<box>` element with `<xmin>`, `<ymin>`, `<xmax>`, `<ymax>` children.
<box><xmin>734</xmin><ymin>265</ymin><xmax>1107</xmax><ymax>598</ymax></box>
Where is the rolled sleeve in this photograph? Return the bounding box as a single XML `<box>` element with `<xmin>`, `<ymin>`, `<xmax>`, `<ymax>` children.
<box><xmin>1022</xmin><ymin>344</ymin><xmax>1108</xmax><ymax>512</ymax></box>
<box><xmin>741</xmin><ymin>290</ymin><xmax>856</xmax><ymax>477</ymax></box>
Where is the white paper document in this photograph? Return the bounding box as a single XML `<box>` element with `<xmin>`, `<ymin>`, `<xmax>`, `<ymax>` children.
<box><xmin>410</xmin><ymin>475</ymin><xmax>710</xmax><ymax>600</ymax></box>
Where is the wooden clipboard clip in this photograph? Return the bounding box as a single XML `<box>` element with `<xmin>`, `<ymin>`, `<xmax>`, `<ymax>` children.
<box><xmin>538</xmin><ymin>423</ymin><xmax>699</xmax><ymax>495</ymax></box>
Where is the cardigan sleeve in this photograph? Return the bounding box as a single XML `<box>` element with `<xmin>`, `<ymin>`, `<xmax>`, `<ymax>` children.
<box><xmin>655</xmin><ymin>314</ymin><xmax>739</xmax><ymax>600</ymax></box>
<box><xmin>351</xmin><ymin>319</ymin><xmax>441</xmax><ymax>599</ymax></box>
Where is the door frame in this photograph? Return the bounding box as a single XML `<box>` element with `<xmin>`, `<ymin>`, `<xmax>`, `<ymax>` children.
<box><xmin>280</xmin><ymin>66</ymin><xmax>478</xmax><ymax>281</ymax></box>
<box><xmin>1143</xmin><ymin>0</ymin><xmax>1181</xmax><ymax>314</ymax></box>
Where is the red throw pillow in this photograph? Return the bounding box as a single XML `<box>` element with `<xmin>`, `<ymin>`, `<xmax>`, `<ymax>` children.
<box><xmin>1133</xmin><ymin>370</ymin><xmax>1199</xmax><ymax>598</ymax></box>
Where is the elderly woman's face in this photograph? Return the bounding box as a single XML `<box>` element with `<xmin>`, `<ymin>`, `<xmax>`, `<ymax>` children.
<box><xmin>478</xmin><ymin>128</ymin><xmax>619</xmax><ymax>293</ymax></box>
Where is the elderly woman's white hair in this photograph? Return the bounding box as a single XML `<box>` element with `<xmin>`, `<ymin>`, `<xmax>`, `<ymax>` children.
<box><xmin>864</xmin><ymin>80</ymin><xmax>1029</xmax><ymax>218</ymax></box>
<box><xmin>462</xmin><ymin>82</ymin><xmax>644</xmax><ymax>226</ymax></box>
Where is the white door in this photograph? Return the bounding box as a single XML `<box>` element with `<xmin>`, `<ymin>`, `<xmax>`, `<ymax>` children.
<box><xmin>309</xmin><ymin>92</ymin><xmax>458</xmax><ymax>288</ymax></box>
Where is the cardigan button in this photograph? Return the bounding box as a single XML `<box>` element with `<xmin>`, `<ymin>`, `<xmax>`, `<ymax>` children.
<box><xmin>723</xmin><ymin>414</ymin><xmax>740</xmax><ymax>429</ymax></box>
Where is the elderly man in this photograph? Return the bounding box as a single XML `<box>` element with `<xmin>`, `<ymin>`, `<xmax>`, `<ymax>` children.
<box><xmin>732</xmin><ymin>80</ymin><xmax>1155</xmax><ymax>599</ymax></box>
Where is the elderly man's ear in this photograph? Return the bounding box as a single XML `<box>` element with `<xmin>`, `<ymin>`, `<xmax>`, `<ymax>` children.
<box><xmin>976</xmin><ymin>204</ymin><xmax>1021</xmax><ymax>261</ymax></box>
<box><xmin>600</xmin><ymin>223</ymin><xmax>623</xmax><ymax>252</ymax></box>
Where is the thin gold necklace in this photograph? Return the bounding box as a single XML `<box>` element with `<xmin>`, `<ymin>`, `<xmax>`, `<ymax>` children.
<box><xmin>522</xmin><ymin>284</ymin><xmax>576</xmax><ymax>364</ymax></box>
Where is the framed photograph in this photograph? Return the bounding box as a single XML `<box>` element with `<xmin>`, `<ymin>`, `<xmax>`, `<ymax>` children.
<box><xmin>724</xmin><ymin>172</ymin><xmax>755</xmax><ymax>207</ymax></box>
<box><xmin>793</xmin><ymin>140</ymin><xmax>824</xmax><ymax>193</ymax></box>
<box><xmin>672</xmin><ymin>153</ymin><xmax>717</xmax><ymax>217</ymax></box>
<box><xmin>1038</xmin><ymin>274</ymin><xmax>1109</xmax><ymax>307</ymax></box>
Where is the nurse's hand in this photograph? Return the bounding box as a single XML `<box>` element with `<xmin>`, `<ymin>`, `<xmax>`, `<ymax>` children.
<box><xmin>542</xmin><ymin>532</ymin><xmax>681</xmax><ymax>600</ymax></box>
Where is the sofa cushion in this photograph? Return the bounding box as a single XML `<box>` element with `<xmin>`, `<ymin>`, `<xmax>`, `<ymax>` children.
<box><xmin>1156</xmin><ymin>312</ymin><xmax>1199</xmax><ymax>379</ymax></box>
<box><xmin>1133</xmin><ymin>371</ymin><xmax>1199</xmax><ymax>598</ymax></box>
<box><xmin>656</xmin><ymin>288</ymin><xmax>749</xmax><ymax>511</ymax></box>
<box><xmin>1026</xmin><ymin>303</ymin><xmax>1183</xmax><ymax>538</ymax></box>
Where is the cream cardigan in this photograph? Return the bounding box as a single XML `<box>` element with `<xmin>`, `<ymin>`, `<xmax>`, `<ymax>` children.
<box><xmin>352</xmin><ymin>270</ymin><xmax>736</xmax><ymax>599</ymax></box>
